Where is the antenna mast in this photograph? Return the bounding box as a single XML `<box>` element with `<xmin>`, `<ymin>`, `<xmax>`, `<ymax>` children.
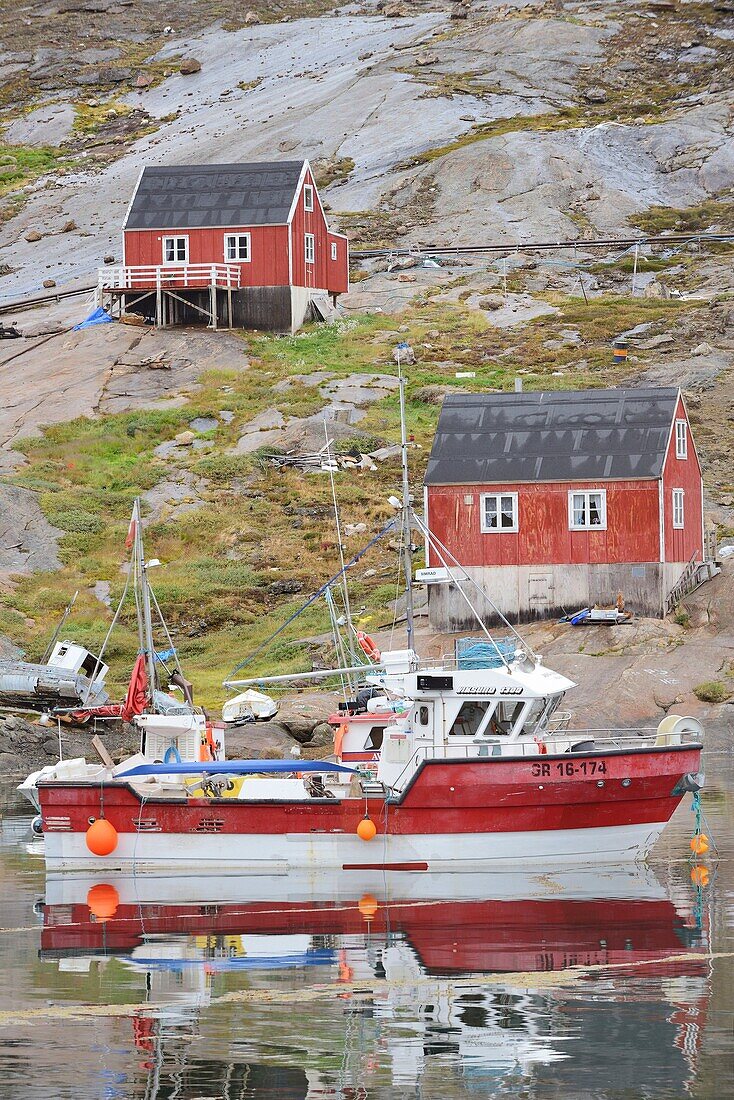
<box><xmin>398</xmin><ymin>371</ymin><xmax>415</xmax><ymax>650</ymax></box>
<box><xmin>133</xmin><ymin>498</ymin><xmax>157</xmax><ymax>708</ymax></box>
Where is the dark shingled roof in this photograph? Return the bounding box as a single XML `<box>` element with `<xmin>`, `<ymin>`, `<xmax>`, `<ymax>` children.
<box><xmin>425</xmin><ymin>387</ymin><xmax>681</xmax><ymax>485</ymax></box>
<box><xmin>124</xmin><ymin>161</ymin><xmax>306</xmax><ymax>230</ymax></box>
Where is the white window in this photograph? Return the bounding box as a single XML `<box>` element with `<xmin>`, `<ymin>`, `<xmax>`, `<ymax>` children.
<box><xmin>303</xmin><ymin>184</ymin><xmax>314</xmax><ymax>211</ymax></box>
<box><xmin>163</xmin><ymin>236</ymin><xmax>188</xmax><ymax>263</ymax></box>
<box><xmin>331</xmin><ymin>241</ymin><xmax>338</xmax><ymax>261</ymax></box>
<box><xmin>675</xmin><ymin>419</ymin><xmax>688</xmax><ymax>459</ymax></box>
<box><xmin>304</xmin><ymin>233</ymin><xmax>315</xmax><ymax>264</ymax></box>
<box><xmin>480</xmin><ymin>492</ymin><xmax>518</xmax><ymax>533</ymax></box>
<box><xmin>569</xmin><ymin>490</ymin><xmax>607</xmax><ymax>530</ymax></box>
<box><xmin>672</xmin><ymin>488</ymin><xmax>685</xmax><ymax>529</ymax></box>
<box><xmin>224</xmin><ymin>233</ymin><xmax>251</xmax><ymax>262</ymax></box>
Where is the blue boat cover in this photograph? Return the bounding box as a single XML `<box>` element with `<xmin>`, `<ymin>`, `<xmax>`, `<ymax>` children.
<box><xmin>117</xmin><ymin>758</ymin><xmax>357</xmax><ymax>777</ymax></box>
<box><xmin>73</xmin><ymin>306</ymin><xmax>113</xmax><ymax>330</ymax></box>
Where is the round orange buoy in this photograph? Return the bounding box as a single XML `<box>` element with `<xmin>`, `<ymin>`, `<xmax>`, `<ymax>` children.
<box><xmin>86</xmin><ymin>818</ymin><xmax>119</xmax><ymax>856</ymax></box>
<box><xmin>357</xmin><ymin>631</ymin><xmax>381</xmax><ymax>662</ymax></box>
<box><xmin>690</xmin><ymin>833</ymin><xmax>709</xmax><ymax>856</ymax></box>
<box><xmin>690</xmin><ymin>865</ymin><xmax>710</xmax><ymax>888</ymax></box>
<box><xmin>86</xmin><ymin>883</ymin><xmax>120</xmax><ymax>921</ymax></box>
<box><xmin>357</xmin><ymin>817</ymin><xmax>377</xmax><ymax>842</ymax></box>
<box><xmin>358</xmin><ymin>894</ymin><xmax>379</xmax><ymax>920</ymax></box>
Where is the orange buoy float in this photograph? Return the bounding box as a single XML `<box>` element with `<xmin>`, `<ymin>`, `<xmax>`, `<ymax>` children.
<box><xmin>87</xmin><ymin>883</ymin><xmax>120</xmax><ymax>921</ymax></box>
<box><xmin>358</xmin><ymin>894</ymin><xmax>379</xmax><ymax>920</ymax></box>
<box><xmin>85</xmin><ymin>817</ymin><xmax>119</xmax><ymax>856</ymax></box>
<box><xmin>690</xmin><ymin>833</ymin><xmax>709</xmax><ymax>856</ymax></box>
<box><xmin>357</xmin><ymin>816</ymin><xmax>377</xmax><ymax>842</ymax></box>
<box><xmin>690</xmin><ymin>865</ymin><xmax>710</xmax><ymax>888</ymax></box>
<box><xmin>357</xmin><ymin>631</ymin><xmax>380</xmax><ymax>663</ymax></box>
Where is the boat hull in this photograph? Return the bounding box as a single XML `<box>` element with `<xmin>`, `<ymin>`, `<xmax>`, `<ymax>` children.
<box><xmin>38</xmin><ymin>744</ymin><xmax>702</xmax><ymax>872</ymax></box>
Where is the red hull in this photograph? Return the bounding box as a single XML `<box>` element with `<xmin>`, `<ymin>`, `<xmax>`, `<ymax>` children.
<box><xmin>40</xmin><ymin>746</ymin><xmax>702</xmax><ymax>839</ymax></box>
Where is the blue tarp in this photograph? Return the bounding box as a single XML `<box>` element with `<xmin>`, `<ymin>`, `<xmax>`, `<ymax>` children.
<box><xmin>73</xmin><ymin>306</ymin><xmax>113</xmax><ymax>330</ymax></box>
<box><xmin>117</xmin><ymin>758</ymin><xmax>357</xmax><ymax>778</ymax></box>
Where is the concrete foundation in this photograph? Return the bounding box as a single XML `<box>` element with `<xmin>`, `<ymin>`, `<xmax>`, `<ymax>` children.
<box><xmin>428</xmin><ymin>561</ymin><xmax>692</xmax><ymax>630</ymax></box>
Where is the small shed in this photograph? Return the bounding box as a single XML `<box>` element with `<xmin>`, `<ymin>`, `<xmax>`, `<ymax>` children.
<box><xmin>424</xmin><ymin>387</ymin><xmax>709</xmax><ymax>628</ymax></box>
<box><xmin>98</xmin><ymin>160</ymin><xmax>349</xmax><ymax>332</ymax></box>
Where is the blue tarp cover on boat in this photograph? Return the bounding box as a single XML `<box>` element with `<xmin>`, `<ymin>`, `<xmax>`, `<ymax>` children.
<box><xmin>117</xmin><ymin>758</ymin><xmax>357</xmax><ymax>777</ymax></box>
<box><xmin>73</xmin><ymin>306</ymin><xmax>113</xmax><ymax>330</ymax></box>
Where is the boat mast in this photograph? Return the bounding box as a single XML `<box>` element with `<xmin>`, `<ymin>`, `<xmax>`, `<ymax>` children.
<box><xmin>398</xmin><ymin>372</ymin><xmax>415</xmax><ymax>650</ymax></box>
<box><xmin>133</xmin><ymin>497</ymin><xmax>157</xmax><ymax>708</ymax></box>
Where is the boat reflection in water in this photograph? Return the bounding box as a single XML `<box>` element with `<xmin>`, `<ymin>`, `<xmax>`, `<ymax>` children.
<box><xmin>41</xmin><ymin>866</ymin><xmax>710</xmax><ymax>1099</ymax></box>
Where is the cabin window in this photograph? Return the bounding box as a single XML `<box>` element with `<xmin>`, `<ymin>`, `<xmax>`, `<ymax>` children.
<box><xmin>419</xmin><ymin>706</ymin><xmax>429</xmax><ymax>725</ymax></box>
<box><xmin>305</xmin><ymin>233</ymin><xmax>315</xmax><ymax>264</ymax></box>
<box><xmin>163</xmin><ymin>236</ymin><xmax>188</xmax><ymax>263</ymax></box>
<box><xmin>672</xmin><ymin>488</ymin><xmax>685</xmax><ymax>529</ymax></box>
<box><xmin>480</xmin><ymin>492</ymin><xmax>518</xmax><ymax>533</ymax></box>
<box><xmin>449</xmin><ymin>701</ymin><xmax>490</xmax><ymax>737</ymax></box>
<box><xmin>365</xmin><ymin>728</ymin><xmax>384</xmax><ymax>751</ymax></box>
<box><xmin>224</xmin><ymin>233</ymin><xmax>251</xmax><ymax>262</ymax></box>
<box><xmin>491</xmin><ymin>701</ymin><xmax>526</xmax><ymax>735</ymax></box>
<box><xmin>675</xmin><ymin>419</ymin><xmax>688</xmax><ymax>459</ymax></box>
<box><xmin>304</xmin><ymin>184</ymin><xmax>314</xmax><ymax>211</ymax></box>
<box><xmin>569</xmin><ymin>489</ymin><xmax>606</xmax><ymax>530</ymax></box>
<box><xmin>331</xmin><ymin>241</ymin><xmax>338</xmax><ymax>261</ymax></box>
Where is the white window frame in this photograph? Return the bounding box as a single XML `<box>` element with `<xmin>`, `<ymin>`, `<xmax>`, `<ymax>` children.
<box><xmin>568</xmin><ymin>489</ymin><xmax>607</xmax><ymax>531</ymax></box>
<box><xmin>162</xmin><ymin>235</ymin><xmax>188</xmax><ymax>264</ymax></box>
<box><xmin>303</xmin><ymin>184</ymin><xmax>314</xmax><ymax>211</ymax></box>
<box><xmin>331</xmin><ymin>241</ymin><xmax>338</xmax><ymax>261</ymax></box>
<box><xmin>675</xmin><ymin>419</ymin><xmax>688</xmax><ymax>459</ymax></box>
<box><xmin>304</xmin><ymin>232</ymin><xmax>315</xmax><ymax>265</ymax></box>
<box><xmin>224</xmin><ymin>233</ymin><xmax>251</xmax><ymax>263</ymax></box>
<box><xmin>480</xmin><ymin>492</ymin><xmax>519</xmax><ymax>534</ymax></box>
<box><xmin>672</xmin><ymin>488</ymin><xmax>685</xmax><ymax>529</ymax></box>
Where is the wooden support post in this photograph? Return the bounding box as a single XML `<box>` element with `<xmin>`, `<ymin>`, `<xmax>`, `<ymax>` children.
<box><xmin>210</xmin><ymin>278</ymin><xmax>217</xmax><ymax>331</ymax></box>
<box><xmin>227</xmin><ymin>284</ymin><xmax>233</xmax><ymax>329</ymax></box>
<box><xmin>156</xmin><ymin>268</ymin><xmax>162</xmax><ymax>328</ymax></box>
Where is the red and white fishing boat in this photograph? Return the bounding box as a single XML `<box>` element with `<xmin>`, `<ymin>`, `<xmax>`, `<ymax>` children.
<box><xmin>28</xmin><ymin>379</ymin><xmax>705</xmax><ymax>873</ymax></box>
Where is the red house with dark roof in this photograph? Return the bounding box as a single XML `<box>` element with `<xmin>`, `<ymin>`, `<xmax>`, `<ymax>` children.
<box><xmin>97</xmin><ymin>160</ymin><xmax>349</xmax><ymax>332</ymax></box>
<box><xmin>424</xmin><ymin>387</ymin><xmax>714</xmax><ymax>628</ymax></box>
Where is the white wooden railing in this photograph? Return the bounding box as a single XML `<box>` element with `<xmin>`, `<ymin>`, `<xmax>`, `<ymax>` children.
<box><xmin>98</xmin><ymin>264</ymin><xmax>241</xmax><ymax>291</ymax></box>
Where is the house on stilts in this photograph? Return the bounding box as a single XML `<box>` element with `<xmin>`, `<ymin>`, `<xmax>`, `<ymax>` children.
<box><xmin>97</xmin><ymin>160</ymin><xmax>349</xmax><ymax>332</ymax></box>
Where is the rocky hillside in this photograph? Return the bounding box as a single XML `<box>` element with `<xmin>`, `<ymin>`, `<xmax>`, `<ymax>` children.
<box><xmin>0</xmin><ymin>0</ymin><xmax>733</xmax><ymax>726</ymax></box>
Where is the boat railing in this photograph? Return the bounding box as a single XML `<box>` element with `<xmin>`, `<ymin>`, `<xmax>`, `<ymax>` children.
<box><xmin>387</xmin><ymin>728</ymin><xmax>698</xmax><ymax>792</ymax></box>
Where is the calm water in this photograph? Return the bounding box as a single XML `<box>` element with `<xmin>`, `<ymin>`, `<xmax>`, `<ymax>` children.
<box><xmin>0</xmin><ymin>747</ymin><xmax>732</xmax><ymax>1100</ymax></box>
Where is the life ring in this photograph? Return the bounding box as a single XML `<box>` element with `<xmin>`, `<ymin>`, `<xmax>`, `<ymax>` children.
<box><xmin>334</xmin><ymin>721</ymin><xmax>348</xmax><ymax>760</ymax></box>
<box><xmin>357</xmin><ymin>631</ymin><xmax>380</xmax><ymax>662</ymax></box>
<box><xmin>534</xmin><ymin>735</ymin><xmax>548</xmax><ymax>755</ymax></box>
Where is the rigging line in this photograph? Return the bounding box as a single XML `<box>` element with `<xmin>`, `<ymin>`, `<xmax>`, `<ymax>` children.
<box><xmin>389</xmin><ymin>542</ymin><xmax>402</xmax><ymax>652</ymax></box>
<box><xmin>324</xmin><ymin>420</ymin><xmax>356</xmax><ymax>663</ymax></box>
<box><xmin>413</xmin><ymin>515</ymin><xmax>509</xmax><ymax>664</ymax></box>
<box><xmin>81</xmin><ymin>564</ymin><xmax>133</xmax><ymax>705</ymax></box>
<box><xmin>324</xmin><ymin>586</ymin><xmax>350</xmax><ymax>700</ymax></box>
<box><xmin>412</xmin><ymin>510</ymin><xmax>537</xmax><ymax>661</ymax></box>
<box><xmin>225</xmin><ymin>518</ymin><xmax>399</xmax><ymax>680</ymax></box>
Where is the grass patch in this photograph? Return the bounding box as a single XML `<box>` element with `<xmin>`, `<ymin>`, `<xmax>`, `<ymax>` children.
<box><xmin>629</xmin><ymin>199</ymin><xmax>734</xmax><ymax>236</ymax></box>
<box><xmin>693</xmin><ymin>680</ymin><xmax>732</xmax><ymax>704</ymax></box>
<box><xmin>0</xmin><ymin>142</ymin><xmax>58</xmax><ymax>196</ymax></box>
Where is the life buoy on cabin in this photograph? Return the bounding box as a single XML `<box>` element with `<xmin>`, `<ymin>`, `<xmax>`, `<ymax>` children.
<box><xmin>534</xmin><ymin>736</ymin><xmax>548</xmax><ymax>755</ymax></box>
<box><xmin>357</xmin><ymin>631</ymin><xmax>380</xmax><ymax>662</ymax></box>
<box><xmin>334</xmin><ymin>721</ymin><xmax>348</xmax><ymax>760</ymax></box>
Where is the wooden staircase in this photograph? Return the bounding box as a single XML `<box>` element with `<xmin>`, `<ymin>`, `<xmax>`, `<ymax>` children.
<box><xmin>665</xmin><ymin>553</ymin><xmax>721</xmax><ymax>615</ymax></box>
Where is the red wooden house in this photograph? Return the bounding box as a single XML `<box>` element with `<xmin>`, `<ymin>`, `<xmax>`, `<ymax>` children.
<box><xmin>424</xmin><ymin>387</ymin><xmax>710</xmax><ymax>628</ymax></box>
<box><xmin>98</xmin><ymin>160</ymin><xmax>349</xmax><ymax>332</ymax></box>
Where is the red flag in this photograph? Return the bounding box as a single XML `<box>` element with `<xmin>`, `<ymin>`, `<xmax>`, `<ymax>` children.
<box><xmin>122</xmin><ymin>653</ymin><xmax>149</xmax><ymax>722</ymax></box>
